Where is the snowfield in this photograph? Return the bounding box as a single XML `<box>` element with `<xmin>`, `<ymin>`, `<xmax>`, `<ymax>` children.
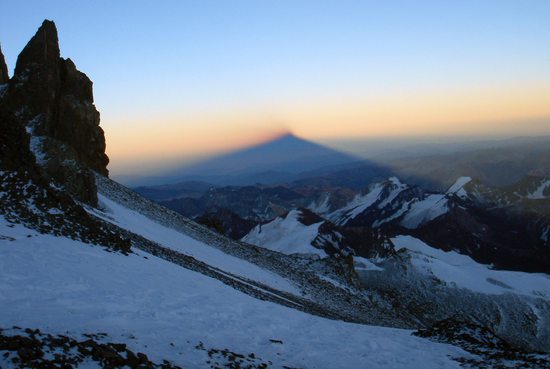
<box><xmin>0</xmin><ymin>217</ymin><xmax>470</xmax><ymax>369</ymax></box>
<box><xmin>242</xmin><ymin>209</ymin><xmax>326</xmax><ymax>257</ymax></box>
<box><xmin>392</xmin><ymin>235</ymin><xmax>550</xmax><ymax>298</ymax></box>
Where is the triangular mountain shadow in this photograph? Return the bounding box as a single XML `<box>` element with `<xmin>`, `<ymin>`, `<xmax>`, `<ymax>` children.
<box><xmin>131</xmin><ymin>133</ymin><xmax>385</xmax><ymax>186</ymax></box>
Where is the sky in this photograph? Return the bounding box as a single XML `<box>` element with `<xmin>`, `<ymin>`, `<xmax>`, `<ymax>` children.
<box><xmin>1</xmin><ymin>0</ymin><xmax>550</xmax><ymax>175</ymax></box>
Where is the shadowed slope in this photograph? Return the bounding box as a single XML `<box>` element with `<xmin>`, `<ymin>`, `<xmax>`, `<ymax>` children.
<box><xmin>130</xmin><ymin>133</ymin><xmax>362</xmax><ymax>186</ymax></box>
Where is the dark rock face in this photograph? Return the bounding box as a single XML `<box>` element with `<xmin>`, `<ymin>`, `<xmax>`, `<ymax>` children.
<box><xmin>0</xmin><ymin>20</ymin><xmax>129</xmax><ymax>251</ymax></box>
<box><xmin>14</xmin><ymin>20</ymin><xmax>60</xmax><ymax>75</ymax></box>
<box><xmin>3</xmin><ymin>20</ymin><xmax>108</xmax><ymax>205</ymax></box>
<box><xmin>0</xmin><ymin>44</ymin><xmax>8</xmax><ymax>84</ymax></box>
<box><xmin>159</xmin><ymin>185</ymin><xmax>306</xmax><ymax>221</ymax></box>
<box><xmin>57</xmin><ymin>57</ymin><xmax>109</xmax><ymax>175</ymax></box>
<box><xmin>196</xmin><ymin>208</ymin><xmax>256</xmax><ymax>239</ymax></box>
<box><xmin>315</xmin><ymin>221</ymin><xmax>396</xmax><ymax>259</ymax></box>
<box><xmin>0</xmin><ymin>99</ymin><xmax>130</xmax><ymax>252</ymax></box>
<box><xmin>0</xmin><ymin>100</ymin><xmax>36</xmax><ymax>172</ymax></box>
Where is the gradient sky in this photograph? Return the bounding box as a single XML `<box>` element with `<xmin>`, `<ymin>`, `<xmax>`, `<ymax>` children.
<box><xmin>2</xmin><ymin>0</ymin><xmax>550</xmax><ymax>175</ymax></box>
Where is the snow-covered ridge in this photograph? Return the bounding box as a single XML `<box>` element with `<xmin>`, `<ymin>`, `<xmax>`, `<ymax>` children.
<box><xmin>326</xmin><ymin>176</ymin><xmax>453</xmax><ymax>229</ymax></box>
<box><xmin>377</xmin><ymin>176</ymin><xmax>408</xmax><ymax>209</ymax></box>
<box><xmin>327</xmin><ymin>182</ymin><xmax>384</xmax><ymax>225</ymax></box>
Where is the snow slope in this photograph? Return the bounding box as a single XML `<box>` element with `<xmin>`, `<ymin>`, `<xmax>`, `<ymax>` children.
<box><xmin>328</xmin><ymin>183</ymin><xmax>384</xmax><ymax>225</ymax></box>
<box><xmin>242</xmin><ymin>210</ymin><xmax>326</xmax><ymax>257</ymax></box>
<box><xmin>446</xmin><ymin>177</ymin><xmax>472</xmax><ymax>198</ymax></box>
<box><xmin>392</xmin><ymin>235</ymin><xmax>550</xmax><ymax>298</ymax></box>
<box><xmin>377</xmin><ymin>177</ymin><xmax>408</xmax><ymax>209</ymax></box>
<box><xmin>0</xmin><ymin>218</ymin><xmax>468</xmax><ymax>369</ymax></box>
<box><xmin>93</xmin><ymin>194</ymin><xmax>301</xmax><ymax>295</ymax></box>
<box><xmin>400</xmin><ymin>194</ymin><xmax>448</xmax><ymax>229</ymax></box>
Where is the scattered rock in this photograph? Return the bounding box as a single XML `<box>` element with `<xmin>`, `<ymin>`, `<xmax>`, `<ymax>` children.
<box><xmin>414</xmin><ymin>318</ymin><xmax>550</xmax><ymax>368</ymax></box>
<box><xmin>195</xmin><ymin>341</ymin><xmax>276</xmax><ymax>369</ymax></box>
<box><xmin>0</xmin><ymin>327</ymin><xmax>182</xmax><ymax>369</ymax></box>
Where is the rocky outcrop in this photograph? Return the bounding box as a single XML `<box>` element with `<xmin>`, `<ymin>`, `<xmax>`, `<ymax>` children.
<box><xmin>2</xmin><ymin>20</ymin><xmax>109</xmax><ymax>205</ymax></box>
<box><xmin>0</xmin><ymin>44</ymin><xmax>8</xmax><ymax>84</ymax></box>
<box><xmin>0</xmin><ymin>21</ymin><xmax>131</xmax><ymax>252</ymax></box>
<box><xmin>196</xmin><ymin>208</ymin><xmax>256</xmax><ymax>239</ymax></box>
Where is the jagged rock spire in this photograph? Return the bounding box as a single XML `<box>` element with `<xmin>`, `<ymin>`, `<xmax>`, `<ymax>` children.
<box><xmin>2</xmin><ymin>20</ymin><xmax>109</xmax><ymax>205</ymax></box>
<box><xmin>15</xmin><ymin>19</ymin><xmax>60</xmax><ymax>76</ymax></box>
<box><xmin>0</xmin><ymin>43</ymin><xmax>8</xmax><ymax>84</ymax></box>
<box><xmin>11</xmin><ymin>20</ymin><xmax>109</xmax><ymax>175</ymax></box>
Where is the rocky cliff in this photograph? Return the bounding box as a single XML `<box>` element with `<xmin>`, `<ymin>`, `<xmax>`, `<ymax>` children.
<box><xmin>2</xmin><ymin>20</ymin><xmax>108</xmax><ymax>205</ymax></box>
<box><xmin>0</xmin><ymin>20</ymin><xmax>129</xmax><ymax>251</ymax></box>
<box><xmin>0</xmin><ymin>44</ymin><xmax>8</xmax><ymax>84</ymax></box>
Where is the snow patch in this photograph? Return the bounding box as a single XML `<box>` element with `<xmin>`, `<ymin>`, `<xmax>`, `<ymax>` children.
<box><xmin>527</xmin><ymin>179</ymin><xmax>550</xmax><ymax>199</ymax></box>
<box><xmin>541</xmin><ymin>226</ymin><xmax>550</xmax><ymax>242</ymax></box>
<box><xmin>447</xmin><ymin>177</ymin><xmax>472</xmax><ymax>198</ymax></box>
<box><xmin>242</xmin><ymin>210</ymin><xmax>326</xmax><ymax>257</ymax></box>
<box><xmin>307</xmin><ymin>194</ymin><xmax>331</xmax><ymax>215</ymax></box>
<box><xmin>29</xmin><ymin>136</ymin><xmax>47</xmax><ymax>166</ymax></box>
<box><xmin>354</xmin><ymin>256</ymin><xmax>384</xmax><ymax>272</ymax></box>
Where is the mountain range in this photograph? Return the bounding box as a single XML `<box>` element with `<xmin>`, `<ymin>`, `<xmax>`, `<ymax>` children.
<box><xmin>1</xmin><ymin>20</ymin><xmax>550</xmax><ymax>369</ymax></box>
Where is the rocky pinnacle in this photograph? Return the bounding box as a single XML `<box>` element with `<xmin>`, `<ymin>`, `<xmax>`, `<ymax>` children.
<box><xmin>0</xmin><ymin>43</ymin><xmax>8</xmax><ymax>84</ymax></box>
<box><xmin>1</xmin><ymin>20</ymin><xmax>110</xmax><ymax>205</ymax></box>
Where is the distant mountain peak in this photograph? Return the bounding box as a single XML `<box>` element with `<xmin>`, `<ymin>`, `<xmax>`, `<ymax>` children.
<box><xmin>252</xmin><ymin>131</ymin><xmax>307</xmax><ymax>147</ymax></box>
<box><xmin>274</xmin><ymin>132</ymin><xmax>306</xmax><ymax>141</ymax></box>
<box><xmin>272</xmin><ymin>131</ymin><xmax>296</xmax><ymax>140</ymax></box>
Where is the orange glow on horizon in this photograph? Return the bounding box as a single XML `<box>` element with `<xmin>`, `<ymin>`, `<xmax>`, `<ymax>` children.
<box><xmin>104</xmin><ymin>80</ymin><xmax>550</xmax><ymax>174</ymax></box>
<box><xmin>288</xmin><ymin>82</ymin><xmax>550</xmax><ymax>140</ymax></box>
